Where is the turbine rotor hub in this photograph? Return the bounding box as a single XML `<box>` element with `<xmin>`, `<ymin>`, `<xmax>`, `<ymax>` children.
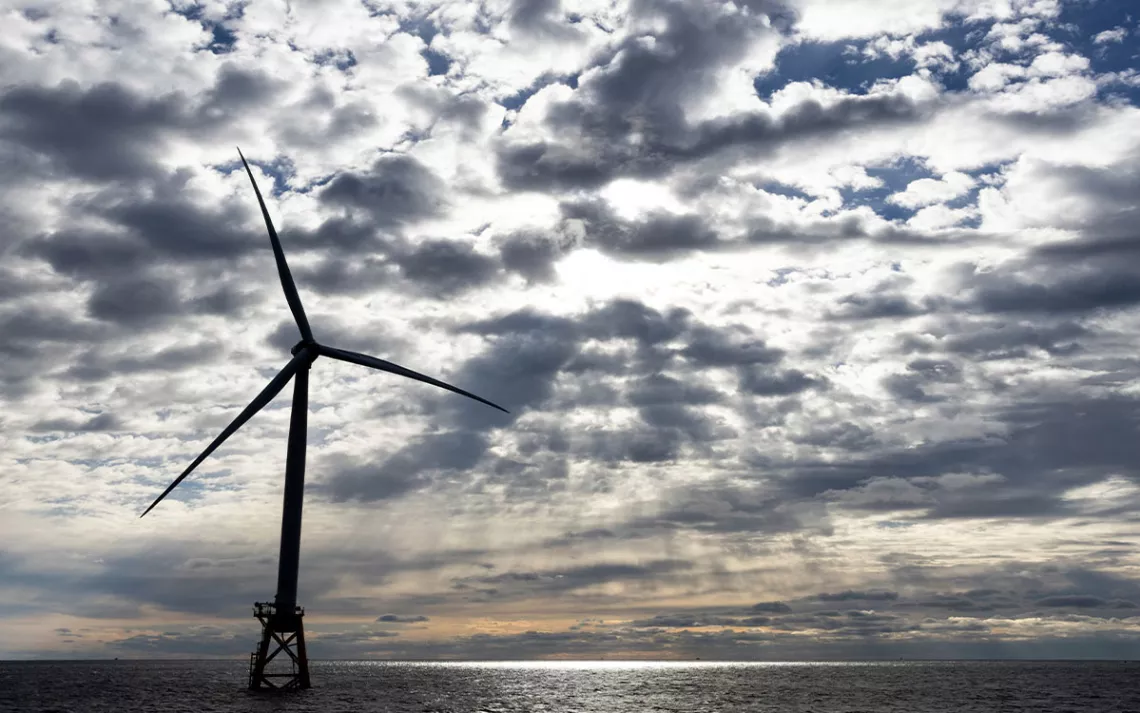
<box><xmin>291</xmin><ymin>339</ymin><xmax>318</xmax><ymax>359</ymax></box>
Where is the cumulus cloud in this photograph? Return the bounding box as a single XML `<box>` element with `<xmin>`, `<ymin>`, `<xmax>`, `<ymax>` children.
<box><xmin>2</xmin><ymin>0</ymin><xmax>1140</xmax><ymax>663</ymax></box>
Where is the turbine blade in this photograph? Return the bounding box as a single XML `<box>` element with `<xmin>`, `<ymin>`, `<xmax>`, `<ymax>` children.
<box><xmin>237</xmin><ymin>148</ymin><xmax>313</xmax><ymax>342</ymax></box>
<box><xmin>317</xmin><ymin>344</ymin><xmax>509</xmax><ymax>414</ymax></box>
<box><xmin>140</xmin><ymin>357</ymin><xmax>302</xmax><ymax>518</ymax></box>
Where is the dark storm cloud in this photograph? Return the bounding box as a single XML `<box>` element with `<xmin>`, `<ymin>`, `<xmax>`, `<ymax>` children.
<box><xmin>451</xmin><ymin>559</ymin><xmax>694</xmax><ymax>600</ymax></box>
<box><xmin>8</xmin><ymin>0</ymin><xmax>1140</xmax><ymax>669</ymax></box>
<box><xmin>541</xmin><ymin>527</ymin><xmax>617</xmax><ymax>547</ymax></box>
<box><xmin>497</xmin><ymin>230</ymin><xmax>573</xmax><ymax>283</ymax></box>
<box><xmin>320</xmin><ymin>298</ymin><xmax>823</xmax><ymax>504</ymax></box>
<box><xmin>362</xmin><ymin>625</ymin><xmax>1140</xmax><ymax>660</ymax></box>
<box><xmin>376</xmin><ymin>614</ymin><xmax>430</xmax><ymax>623</ymax></box>
<box><xmin>0</xmin><ymin>305</ymin><xmax>106</xmax><ymax>393</ymax></box>
<box><xmin>790</xmin><ymin>421</ymin><xmax>878</xmax><ymax>451</ymax></box>
<box><xmin>0</xmin><ymin>80</ymin><xmax>186</xmax><ymax>181</ymax></box>
<box><xmin>679</xmin><ymin>325</ymin><xmax>783</xmax><ymax>367</ymax></box>
<box><xmin>195</xmin><ymin>63</ymin><xmax>283</xmax><ymax>124</ymax></box>
<box><xmin>497</xmin><ymin>88</ymin><xmax>929</xmax><ymax>191</ymax></box>
<box><xmin>0</xmin><ymin>547</ymin><xmax>297</xmax><ymax>620</ymax></box>
<box><xmin>1015</xmin><ymin>151</ymin><xmax>1140</xmax><ymax>261</ymax></box>
<box><xmin>494</xmin><ymin>0</ymin><xmax>767</xmax><ymax>190</ymax></box>
<box><xmin>496</xmin><ymin>0</ymin><xmax>931</xmax><ymax>194</ymax></box>
<box><xmin>881</xmin><ymin>356</ymin><xmax>962</xmax><ymax>403</ymax></box>
<box><xmin>322</xmin><ymin>432</ymin><xmax>489</xmax><ymax>502</ymax></box>
<box><xmin>292</xmin><ymin>226</ymin><xmax>525</xmax><ymax>300</ymax></box>
<box><xmin>62</xmin><ymin>616</ymin><xmax>1140</xmax><ymax>660</ymax></box>
<box><xmin>0</xmin><ymin>305</ymin><xmax>102</xmax><ymax>346</ymax></box>
<box><xmin>20</xmin><ymin>228</ymin><xmax>151</xmax><ymax>279</ymax></box>
<box><xmin>312</xmin><ymin>630</ymin><xmax>400</xmax><ymax>645</ymax></box>
<box><xmin>588</xmin><ymin>560</ymin><xmax>1140</xmax><ymax>646</ymax></box>
<box><xmin>106</xmin><ymin>628</ymin><xmax>248</xmax><ymax>656</ymax></box>
<box><xmin>751</xmin><ymin>600</ymin><xmax>793</xmax><ymax>613</ymax></box>
<box><xmin>100</xmin><ymin>188</ymin><xmax>253</xmax><ymax>262</ymax></box>
<box><xmin>1035</xmin><ymin>595</ymin><xmax>1115</xmax><ymax>608</ymax></box>
<box><xmin>17</xmin><ymin>550</ymin><xmax>1140</xmax><ymax>660</ymax></box>
<box><xmin>951</xmin><ymin>151</ymin><xmax>1140</xmax><ymax>315</ymax></box>
<box><xmin>909</xmin><ymin>594</ymin><xmax>1003</xmax><ymax>612</ymax></box>
<box><xmin>507</xmin><ymin>0</ymin><xmax>583</xmax><ymax>40</ymax></box>
<box><xmin>876</xmin><ymin>561</ymin><xmax>1140</xmax><ymax>623</ymax></box>
<box><xmin>817</xmin><ymin>590</ymin><xmax>899</xmax><ymax>602</ymax></box>
<box><xmin>508</xmin><ymin>0</ymin><xmax>556</xmax><ymax>30</ymax></box>
<box><xmin>782</xmin><ymin>394</ymin><xmax>1140</xmax><ymax>522</ymax></box>
<box><xmin>624</xmin><ymin>482</ymin><xmax>829</xmax><ymax>537</ymax></box>
<box><xmin>320</xmin><ymin>154</ymin><xmax>449</xmax><ymax>226</ymax></box>
<box><xmin>899</xmin><ymin>318</ymin><xmax>1089</xmax><ymax>363</ymax></box>
<box><xmin>30</xmin><ymin>412</ymin><xmax>122</xmax><ymax>433</ymax></box>
<box><xmin>626</xmin><ymin>373</ymin><xmax>724</xmax><ymax>406</ymax></box>
<box><xmin>84</xmin><ymin>273</ymin><xmax>251</xmax><ymax>327</ymax></box>
<box><xmin>560</xmin><ymin>199</ymin><xmax>721</xmax><ymax>259</ymax></box>
<box><xmin>293</xmin><ymin>184</ymin><xmax>970</xmax><ymax>302</ymax></box>
<box><xmin>965</xmin><ymin>259</ymin><xmax>1140</xmax><ymax>314</ymax></box>
<box><xmin>62</xmin><ymin>342</ymin><xmax>221</xmax><ymax>383</ymax></box>
<box><xmin>20</xmin><ymin>167</ymin><xmax>264</xmax><ymax>330</ymax></box>
<box><xmin>449</xmin><ymin>315</ymin><xmax>582</xmax><ymax>426</ymax></box>
<box><xmin>283</xmin><ymin>216</ymin><xmax>383</xmax><ymax>253</ymax></box>
<box><xmin>314</xmin><ymin>311</ymin><xmax>580</xmax><ymax>500</ymax></box>
<box><xmin>86</xmin><ymin>276</ymin><xmax>183</xmax><ymax>326</ymax></box>
<box><xmin>638</xmin><ymin>402</ymin><xmax>727</xmax><ymax>440</ymax></box>
<box><xmin>295</xmin><ymin>198</ymin><xmax>798</xmax><ymax>300</ymax></box>
<box><xmin>629</xmin><ymin>613</ymin><xmax>741</xmax><ymax>627</ymax></box>
<box><xmin>686</xmin><ymin>90</ymin><xmax>925</xmax><ymax>159</ymax></box>
<box><xmin>393</xmin><ymin>239</ymin><xmax>500</xmax><ymax>297</ymax></box>
<box><xmin>580</xmin><ymin>426</ymin><xmax>682</xmax><ymax>463</ymax></box>
<box><xmin>292</xmin><ymin>256</ymin><xmax>393</xmax><ymax>297</ymax></box>
<box><xmin>745</xmin><ymin>211</ymin><xmax>975</xmax><ymax>248</ymax></box>
<box><xmin>558</xmin><ymin>197</ymin><xmax>950</xmax><ymax>263</ymax></box>
<box><xmin>0</xmin><ymin>64</ymin><xmax>281</xmax><ymax>183</ymax></box>
<box><xmin>941</xmin><ymin>321</ymin><xmax>1088</xmax><ymax>360</ymax></box>
<box><xmin>740</xmin><ymin>367</ymin><xmax>823</xmax><ymax>396</ymax></box>
<box><xmin>829</xmin><ymin>292</ymin><xmax>927</xmax><ymax>320</ymax></box>
<box><xmin>0</xmin><ymin>67</ymin><xmax>313</xmax><ymax>374</ymax></box>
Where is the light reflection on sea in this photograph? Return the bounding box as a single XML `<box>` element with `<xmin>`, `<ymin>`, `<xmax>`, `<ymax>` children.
<box><xmin>3</xmin><ymin>659</ymin><xmax>1139</xmax><ymax>713</ymax></box>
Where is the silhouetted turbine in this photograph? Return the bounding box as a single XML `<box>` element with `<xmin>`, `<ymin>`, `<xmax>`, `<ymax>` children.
<box><xmin>140</xmin><ymin>149</ymin><xmax>507</xmax><ymax>617</ymax></box>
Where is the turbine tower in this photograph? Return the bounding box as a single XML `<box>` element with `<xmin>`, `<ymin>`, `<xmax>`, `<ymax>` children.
<box><xmin>140</xmin><ymin>149</ymin><xmax>507</xmax><ymax>690</ymax></box>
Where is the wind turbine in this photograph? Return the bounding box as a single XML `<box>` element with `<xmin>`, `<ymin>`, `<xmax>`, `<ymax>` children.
<box><xmin>140</xmin><ymin>149</ymin><xmax>507</xmax><ymax>690</ymax></box>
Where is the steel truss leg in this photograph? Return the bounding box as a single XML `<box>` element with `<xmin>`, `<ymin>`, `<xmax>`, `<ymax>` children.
<box><xmin>248</xmin><ymin>601</ymin><xmax>310</xmax><ymax>690</ymax></box>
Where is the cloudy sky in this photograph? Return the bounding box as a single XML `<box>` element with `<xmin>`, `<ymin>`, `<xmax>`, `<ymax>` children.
<box><xmin>2</xmin><ymin>0</ymin><xmax>1140</xmax><ymax>661</ymax></box>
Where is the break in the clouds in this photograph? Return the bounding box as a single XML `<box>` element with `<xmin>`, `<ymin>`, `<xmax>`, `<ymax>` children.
<box><xmin>2</xmin><ymin>0</ymin><xmax>1140</xmax><ymax>661</ymax></box>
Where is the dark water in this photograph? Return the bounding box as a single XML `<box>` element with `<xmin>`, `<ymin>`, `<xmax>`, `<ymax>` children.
<box><xmin>3</xmin><ymin>660</ymin><xmax>1140</xmax><ymax>712</ymax></box>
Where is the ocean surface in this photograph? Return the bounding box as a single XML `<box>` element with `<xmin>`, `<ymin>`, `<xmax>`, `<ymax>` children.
<box><xmin>3</xmin><ymin>660</ymin><xmax>1139</xmax><ymax>712</ymax></box>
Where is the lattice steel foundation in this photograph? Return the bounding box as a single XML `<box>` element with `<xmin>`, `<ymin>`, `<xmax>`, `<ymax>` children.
<box><xmin>248</xmin><ymin>601</ymin><xmax>310</xmax><ymax>690</ymax></box>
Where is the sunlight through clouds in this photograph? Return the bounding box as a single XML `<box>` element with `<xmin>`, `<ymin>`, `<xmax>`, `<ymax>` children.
<box><xmin>0</xmin><ymin>0</ymin><xmax>1139</xmax><ymax>661</ymax></box>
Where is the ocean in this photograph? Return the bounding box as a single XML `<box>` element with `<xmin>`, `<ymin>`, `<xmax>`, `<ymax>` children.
<box><xmin>2</xmin><ymin>660</ymin><xmax>1139</xmax><ymax>712</ymax></box>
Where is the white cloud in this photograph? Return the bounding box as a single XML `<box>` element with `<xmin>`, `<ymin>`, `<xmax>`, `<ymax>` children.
<box><xmin>1093</xmin><ymin>27</ymin><xmax>1128</xmax><ymax>44</ymax></box>
<box><xmin>1027</xmin><ymin>51</ymin><xmax>1090</xmax><ymax>77</ymax></box>
<box><xmin>2</xmin><ymin>0</ymin><xmax>1140</xmax><ymax>664</ymax></box>
<box><xmin>889</xmin><ymin>171</ymin><xmax>976</xmax><ymax>209</ymax></box>
<box><xmin>906</xmin><ymin>203</ymin><xmax>977</xmax><ymax>230</ymax></box>
<box><xmin>968</xmin><ymin>62</ymin><xmax>1027</xmax><ymax>91</ymax></box>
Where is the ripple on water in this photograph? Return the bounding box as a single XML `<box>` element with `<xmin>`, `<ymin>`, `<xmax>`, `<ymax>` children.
<box><xmin>2</xmin><ymin>660</ymin><xmax>1140</xmax><ymax>713</ymax></box>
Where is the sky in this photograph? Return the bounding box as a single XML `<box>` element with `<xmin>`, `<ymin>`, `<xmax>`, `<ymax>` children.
<box><xmin>1</xmin><ymin>0</ymin><xmax>1139</xmax><ymax>661</ymax></box>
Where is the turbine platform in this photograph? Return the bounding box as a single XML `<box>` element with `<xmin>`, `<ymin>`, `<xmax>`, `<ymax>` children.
<box><xmin>248</xmin><ymin>601</ymin><xmax>311</xmax><ymax>690</ymax></box>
